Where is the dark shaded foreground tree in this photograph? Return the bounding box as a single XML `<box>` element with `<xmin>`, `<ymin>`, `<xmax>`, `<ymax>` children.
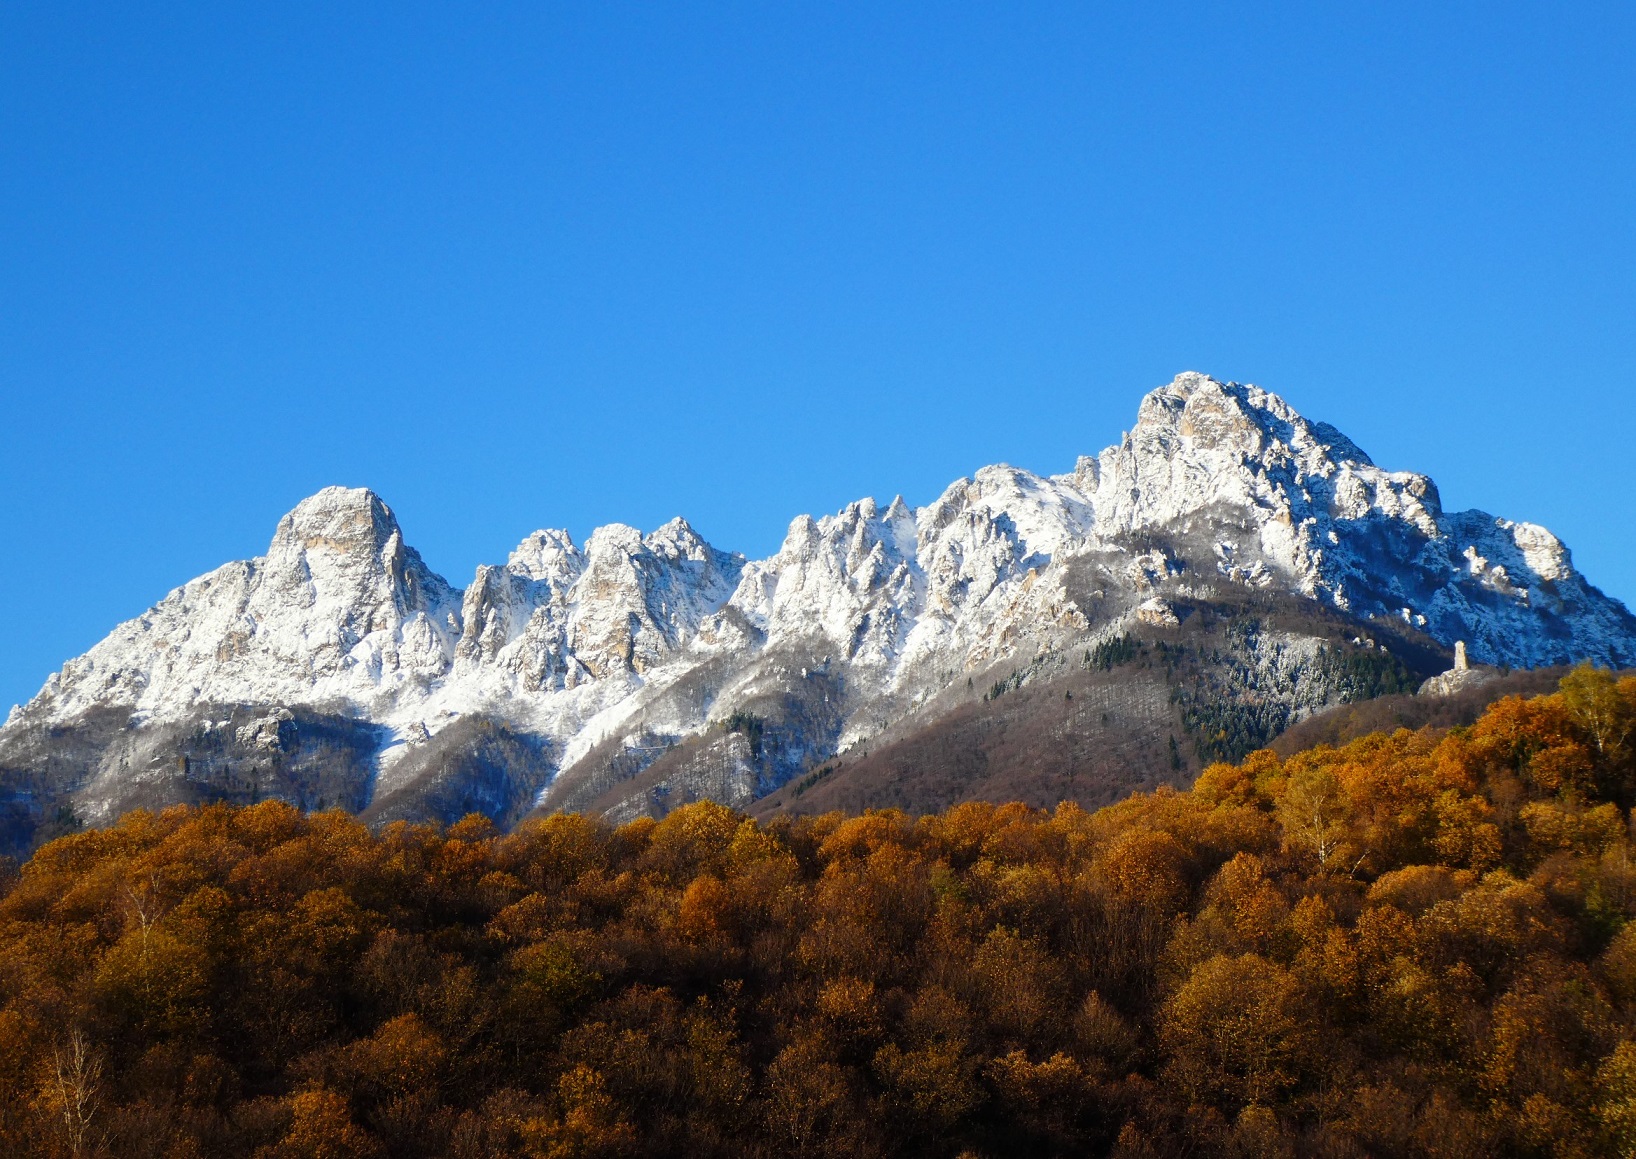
<box><xmin>2</xmin><ymin>666</ymin><xmax>1636</xmax><ymax>1156</ymax></box>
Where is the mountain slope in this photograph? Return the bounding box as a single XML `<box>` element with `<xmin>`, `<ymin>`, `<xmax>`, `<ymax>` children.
<box><xmin>3</xmin><ymin>372</ymin><xmax>1632</xmax><ymax>851</ymax></box>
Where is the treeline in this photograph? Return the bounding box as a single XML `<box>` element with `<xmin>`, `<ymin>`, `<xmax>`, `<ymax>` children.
<box><xmin>3</xmin><ymin>668</ymin><xmax>1636</xmax><ymax>1157</ymax></box>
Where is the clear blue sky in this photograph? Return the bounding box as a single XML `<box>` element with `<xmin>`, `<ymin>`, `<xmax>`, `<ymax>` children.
<box><xmin>2</xmin><ymin>3</ymin><xmax>1633</xmax><ymax>713</ymax></box>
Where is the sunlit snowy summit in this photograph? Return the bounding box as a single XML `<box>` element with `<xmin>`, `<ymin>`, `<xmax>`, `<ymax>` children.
<box><xmin>5</xmin><ymin>373</ymin><xmax>1632</xmax><ymax>842</ymax></box>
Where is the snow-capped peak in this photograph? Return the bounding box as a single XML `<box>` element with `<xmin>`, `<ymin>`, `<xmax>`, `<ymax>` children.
<box><xmin>10</xmin><ymin>373</ymin><xmax>1634</xmax><ymax>793</ymax></box>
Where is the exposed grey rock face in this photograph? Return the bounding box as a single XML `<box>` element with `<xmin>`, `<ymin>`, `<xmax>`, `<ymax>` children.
<box><xmin>4</xmin><ymin>372</ymin><xmax>1632</xmax><ymax>842</ymax></box>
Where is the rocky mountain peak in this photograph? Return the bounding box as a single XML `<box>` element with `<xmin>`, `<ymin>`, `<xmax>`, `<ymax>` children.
<box><xmin>550</xmin><ymin>519</ymin><xmax>744</xmax><ymax>680</ymax></box>
<box><xmin>1132</xmin><ymin>371</ymin><xmax>1272</xmax><ymax>455</ymax></box>
<box><xmin>1094</xmin><ymin>374</ymin><xmax>1635</xmax><ymax>667</ymax></box>
<box><xmin>1099</xmin><ymin>373</ymin><xmax>1439</xmax><ymax>539</ymax></box>
<box><xmin>258</xmin><ymin>486</ymin><xmax>457</xmax><ymax>641</ymax></box>
<box><xmin>507</xmin><ymin>529</ymin><xmax>584</xmax><ymax>590</ymax></box>
<box><xmin>1127</xmin><ymin>372</ymin><xmax>1369</xmax><ymax>472</ymax></box>
<box><xmin>644</xmin><ymin>516</ymin><xmax>720</xmax><ymax>562</ymax></box>
<box><xmin>270</xmin><ymin>486</ymin><xmax>401</xmax><ymax>557</ymax></box>
<box><xmin>6</xmin><ymin>372</ymin><xmax>1633</xmax><ymax>845</ymax></box>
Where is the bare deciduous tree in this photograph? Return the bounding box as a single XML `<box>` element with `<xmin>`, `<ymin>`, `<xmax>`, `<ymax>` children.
<box><xmin>48</xmin><ymin>1028</ymin><xmax>103</xmax><ymax>1159</ymax></box>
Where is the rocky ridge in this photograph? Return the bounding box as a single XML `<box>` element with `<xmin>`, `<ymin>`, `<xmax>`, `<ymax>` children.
<box><xmin>4</xmin><ymin>372</ymin><xmax>1632</xmax><ymax>844</ymax></box>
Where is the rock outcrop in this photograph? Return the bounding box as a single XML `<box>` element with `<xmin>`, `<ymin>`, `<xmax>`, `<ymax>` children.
<box><xmin>1419</xmin><ymin>640</ymin><xmax>1498</xmax><ymax>697</ymax></box>
<box><xmin>4</xmin><ymin>372</ymin><xmax>1632</xmax><ymax>841</ymax></box>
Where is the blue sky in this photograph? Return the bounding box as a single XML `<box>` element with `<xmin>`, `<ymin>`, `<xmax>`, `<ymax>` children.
<box><xmin>2</xmin><ymin>3</ymin><xmax>1633</xmax><ymax>713</ymax></box>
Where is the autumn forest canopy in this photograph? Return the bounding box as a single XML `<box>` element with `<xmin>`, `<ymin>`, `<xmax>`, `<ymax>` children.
<box><xmin>5</xmin><ymin>668</ymin><xmax>1636</xmax><ymax>1157</ymax></box>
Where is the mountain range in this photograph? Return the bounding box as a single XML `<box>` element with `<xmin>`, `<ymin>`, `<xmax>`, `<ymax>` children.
<box><xmin>3</xmin><ymin>372</ymin><xmax>1631</xmax><ymax>855</ymax></box>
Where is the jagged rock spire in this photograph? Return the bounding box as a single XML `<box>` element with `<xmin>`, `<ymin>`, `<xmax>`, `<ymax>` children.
<box><xmin>8</xmin><ymin>374</ymin><xmax>1634</xmax><ymax>782</ymax></box>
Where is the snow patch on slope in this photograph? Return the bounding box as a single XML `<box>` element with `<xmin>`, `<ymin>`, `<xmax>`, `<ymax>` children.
<box><xmin>9</xmin><ymin>373</ymin><xmax>1635</xmax><ymax>813</ymax></box>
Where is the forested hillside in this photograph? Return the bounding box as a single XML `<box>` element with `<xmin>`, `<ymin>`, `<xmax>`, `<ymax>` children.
<box><xmin>3</xmin><ymin>667</ymin><xmax>1636</xmax><ymax>1157</ymax></box>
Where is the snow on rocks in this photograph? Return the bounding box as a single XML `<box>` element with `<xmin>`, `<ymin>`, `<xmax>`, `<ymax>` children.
<box><xmin>1136</xmin><ymin>598</ymin><xmax>1181</xmax><ymax>628</ymax></box>
<box><xmin>8</xmin><ymin>374</ymin><xmax>1635</xmax><ymax>798</ymax></box>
